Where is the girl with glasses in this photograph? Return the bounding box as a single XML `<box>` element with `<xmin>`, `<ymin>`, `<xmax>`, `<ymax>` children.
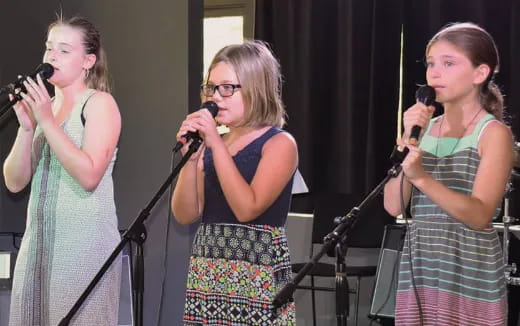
<box><xmin>172</xmin><ymin>40</ymin><xmax>297</xmax><ymax>325</ymax></box>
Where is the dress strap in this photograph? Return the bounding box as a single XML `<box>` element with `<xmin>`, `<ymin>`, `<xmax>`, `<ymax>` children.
<box><xmin>80</xmin><ymin>90</ymin><xmax>97</xmax><ymax>126</ymax></box>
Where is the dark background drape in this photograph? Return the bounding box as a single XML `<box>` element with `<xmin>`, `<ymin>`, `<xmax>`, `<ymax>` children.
<box><xmin>256</xmin><ymin>0</ymin><xmax>403</xmax><ymax>199</ymax></box>
<box><xmin>255</xmin><ymin>0</ymin><xmax>520</xmax><ymax>210</ymax></box>
<box><xmin>255</xmin><ymin>0</ymin><xmax>404</xmax><ymax>246</ymax></box>
<box><xmin>255</xmin><ymin>0</ymin><xmax>520</xmax><ymax>324</ymax></box>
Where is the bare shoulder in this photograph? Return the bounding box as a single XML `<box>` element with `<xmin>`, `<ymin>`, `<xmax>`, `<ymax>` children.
<box><xmin>264</xmin><ymin>130</ymin><xmax>297</xmax><ymax>151</ymax></box>
<box><xmin>480</xmin><ymin>120</ymin><xmax>513</xmax><ymax>147</ymax></box>
<box><xmin>84</xmin><ymin>91</ymin><xmax>119</xmax><ymax>114</ymax></box>
<box><xmin>83</xmin><ymin>91</ymin><xmax>121</xmax><ymax>124</ymax></box>
<box><xmin>261</xmin><ymin>130</ymin><xmax>298</xmax><ymax>170</ymax></box>
<box><xmin>262</xmin><ymin>131</ymin><xmax>297</xmax><ymax>158</ymax></box>
<box><xmin>479</xmin><ymin>119</ymin><xmax>513</xmax><ymax>159</ymax></box>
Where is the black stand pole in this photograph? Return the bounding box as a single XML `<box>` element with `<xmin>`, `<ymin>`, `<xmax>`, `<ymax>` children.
<box><xmin>0</xmin><ymin>93</ymin><xmax>22</xmax><ymax>119</ymax></box>
<box><xmin>334</xmin><ymin>241</ymin><xmax>349</xmax><ymax>325</ymax></box>
<box><xmin>273</xmin><ymin>147</ymin><xmax>408</xmax><ymax>326</ymax></box>
<box><xmin>131</xmin><ymin>224</ymin><xmax>146</xmax><ymax>326</ymax></box>
<box><xmin>58</xmin><ymin>138</ymin><xmax>203</xmax><ymax>326</ymax></box>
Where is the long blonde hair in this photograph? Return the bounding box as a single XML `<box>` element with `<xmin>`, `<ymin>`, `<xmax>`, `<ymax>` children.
<box><xmin>204</xmin><ymin>40</ymin><xmax>286</xmax><ymax>128</ymax></box>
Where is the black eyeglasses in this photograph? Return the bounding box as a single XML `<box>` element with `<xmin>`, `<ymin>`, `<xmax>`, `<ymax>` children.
<box><xmin>201</xmin><ymin>83</ymin><xmax>242</xmax><ymax>97</ymax></box>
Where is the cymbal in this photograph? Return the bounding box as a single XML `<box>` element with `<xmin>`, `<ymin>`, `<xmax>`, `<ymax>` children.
<box><xmin>514</xmin><ymin>142</ymin><xmax>520</xmax><ymax>168</ymax></box>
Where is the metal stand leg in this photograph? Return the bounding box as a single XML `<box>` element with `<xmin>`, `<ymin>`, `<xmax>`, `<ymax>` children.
<box><xmin>502</xmin><ymin>188</ymin><xmax>520</xmax><ymax>286</ymax></box>
<box><xmin>335</xmin><ymin>243</ymin><xmax>349</xmax><ymax>326</ymax></box>
<box><xmin>353</xmin><ymin>276</ymin><xmax>360</xmax><ymax>326</ymax></box>
<box><xmin>311</xmin><ymin>276</ymin><xmax>317</xmax><ymax>326</ymax></box>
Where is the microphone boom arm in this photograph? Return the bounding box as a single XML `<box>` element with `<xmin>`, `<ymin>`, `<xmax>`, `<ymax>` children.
<box><xmin>273</xmin><ymin>155</ymin><xmax>404</xmax><ymax>315</ymax></box>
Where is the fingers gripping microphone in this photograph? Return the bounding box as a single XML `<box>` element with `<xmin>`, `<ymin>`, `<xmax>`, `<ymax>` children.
<box><xmin>0</xmin><ymin>63</ymin><xmax>55</xmax><ymax>116</ymax></box>
<box><xmin>0</xmin><ymin>63</ymin><xmax>55</xmax><ymax>96</ymax></box>
<box><xmin>409</xmin><ymin>85</ymin><xmax>436</xmax><ymax>145</ymax></box>
<box><xmin>173</xmin><ymin>101</ymin><xmax>219</xmax><ymax>152</ymax></box>
<box><xmin>390</xmin><ymin>85</ymin><xmax>435</xmax><ymax>167</ymax></box>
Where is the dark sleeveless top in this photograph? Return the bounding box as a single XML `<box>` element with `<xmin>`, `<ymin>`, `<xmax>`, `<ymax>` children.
<box><xmin>201</xmin><ymin>127</ymin><xmax>294</xmax><ymax>227</ymax></box>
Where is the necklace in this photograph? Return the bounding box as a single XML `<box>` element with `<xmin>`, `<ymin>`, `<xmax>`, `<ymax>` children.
<box><xmin>435</xmin><ymin>108</ymin><xmax>483</xmax><ymax>157</ymax></box>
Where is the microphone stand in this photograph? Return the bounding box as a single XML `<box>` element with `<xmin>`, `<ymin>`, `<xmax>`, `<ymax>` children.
<box><xmin>273</xmin><ymin>147</ymin><xmax>408</xmax><ymax>326</ymax></box>
<box><xmin>0</xmin><ymin>92</ymin><xmax>22</xmax><ymax>119</ymax></box>
<box><xmin>58</xmin><ymin>137</ymin><xmax>203</xmax><ymax>326</ymax></box>
<box><xmin>503</xmin><ymin>184</ymin><xmax>520</xmax><ymax>286</ymax></box>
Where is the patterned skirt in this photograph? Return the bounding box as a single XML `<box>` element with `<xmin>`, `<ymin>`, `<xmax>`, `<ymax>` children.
<box><xmin>183</xmin><ymin>222</ymin><xmax>296</xmax><ymax>325</ymax></box>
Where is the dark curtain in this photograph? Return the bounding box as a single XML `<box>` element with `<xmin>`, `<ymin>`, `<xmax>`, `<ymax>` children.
<box><xmin>255</xmin><ymin>0</ymin><xmax>403</xmax><ymax>225</ymax></box>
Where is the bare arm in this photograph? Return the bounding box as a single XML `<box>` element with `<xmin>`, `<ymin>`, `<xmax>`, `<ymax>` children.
<box><xmin>14</xmin><ymin>75</ymin><xmax>121</xmax><ymax>191</ymax></box>
<box><xmin>171</xmin><ymin>108</ymin><xmax>298</xmax><ymax>223</ymax></box>
<box><xmin>4</xmin><ymin>91</ymin><xmax>39</xmax><ymax>192</ymax></box>
<box><xmin>211</xmin><ymin>132</ymin><xmax>298</xmax><ymax>222</ymax></box>
<box><xmin>384</xmin><ymin>102</ymin><xmax>435</xmax><ymax>216</ymax></box>
<box><xmin>406</xmin><ymin>121</ymin><xmax>512</xmax><ymax>230</ymax></box>
<box><xmin>383</xmin><ymin>169</ymin><xmax>413</xmax><ymax>217</ymax></box>
<box><xmin>3</xmin><ymin>128</ymin><xmax>35</xmax><ymax>192</ymax></box>
<box><xmin>171</xmin><ymin>113</ymin><xmax>207</xmax><ymax>225</ymax></box>
<box><xmin>171</xmin><ymin>152</ymin><xmax>206</xmax><ymax>225</ymax></box>
<box><xmin>38</xmin><ymin>91</ymin><xmax>121</xmax><ymax>191</ymax></box>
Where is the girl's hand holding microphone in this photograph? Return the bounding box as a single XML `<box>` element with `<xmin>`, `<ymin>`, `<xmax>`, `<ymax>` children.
<box><xmin>402</xmin><ymin>101</ymin><xmax>435</xmax><ymax>143</ymax></box>
<box><xmin>176</xmin><ymin>107</ymin><xmax>219</xmax><ymax>160</ymax></box>
<box><xmin>399</xmin><ymin>101</ymin><xmax>435</xmax><ymax>181</ymax></box>
<box><xmin>9</xmin><ymin>92</ymin><xmax>36</xmax><ymax>133</ymax></box>
<box><xmin>9</xmin><ymin>74</ymin><xmax>53</xmax><ymax>132</ymax></box>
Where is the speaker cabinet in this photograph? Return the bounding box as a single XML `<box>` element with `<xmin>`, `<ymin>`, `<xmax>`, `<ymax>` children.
<box><xmin>369</xmin><ymin>224</ymin><xmax>406</xmax><ymax>319</ymax></box>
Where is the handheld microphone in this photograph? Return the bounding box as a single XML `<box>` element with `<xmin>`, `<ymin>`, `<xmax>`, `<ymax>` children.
<box><xmin>409</xmin><ymin>85</ymin><xmax>436</xmax><ymax>145</ymax></box>
<box><xmin>390</xmin><ymin>85</ymin><xmax>435</xmax><ymax>166</ymax></box>
<box><xmin>173</xmin><ymin>101</ymin><xmax>219</xmax><ymax>152</ymax></box>
<box><xmin>0</xmin><ymin>63</ymin><xmax>55</xmax><ymax>96</ymax></box>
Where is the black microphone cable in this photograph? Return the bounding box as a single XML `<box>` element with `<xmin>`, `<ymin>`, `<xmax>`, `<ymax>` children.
<box><xmin>368</xmin><ymin>166</ymin><xmax>424</xmax><ymax>326</ymax></box>
<box><xmin>400</xmin><ymin>172</ymin><xmax>424</xmax><ymax>326</ymax></box>
<box><xmin>156</xmin><ymin>148</ymin><xmax>178</xmax><ymax>325</ymax></box>
<box><xmin>157</xmin><ymin>105</ymin><xmax>217</xmax><ymax>324</ymax></box>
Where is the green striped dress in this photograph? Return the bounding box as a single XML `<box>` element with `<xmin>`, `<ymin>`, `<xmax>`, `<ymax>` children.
<box><xmin>9</xmin><ymin>89</ymin><xmax>121</xmax><ymax>326</ymax></box>
<box><xmin>396</xmin><ymin>113</ymin><xmax>507</xmax><ymax>326</ymax></box>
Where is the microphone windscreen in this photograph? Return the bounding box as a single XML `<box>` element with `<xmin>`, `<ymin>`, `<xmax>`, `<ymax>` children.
<box><xmin>415</xmin><ymin>85</ymin><xmax>435</xmax><ymax>106</ymax></box>
<box><xmin>12</xmin><ymin>63</ymin><xmax>55</xmax><ymax>90</ymax></box>
<box><xmin>38</xmin><ymin>63</ymin><xmax>54</xmax><ymax>79</ymax></box>
<box><xmin>201</xmin><ymin>101</ymin><xmax>218</xmax><ymax>117</ymax></box>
